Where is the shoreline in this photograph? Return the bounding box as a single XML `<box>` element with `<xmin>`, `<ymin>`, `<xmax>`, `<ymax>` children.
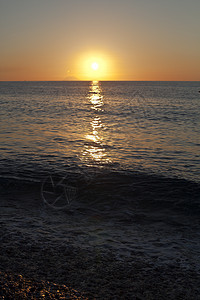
<box><xmin>0</xmin><ymin>271</ymin><xmax>87</xmax><ymax>299</ymax></box>
<box><xmin>0</xmin><ymin>180</ymin><xmax>200</xmax><ymax>299</ymax></box>
<box><xmin>1</xmin><ymin>240</ymin><xmax>200</xmax><ymax>299</ymax></box>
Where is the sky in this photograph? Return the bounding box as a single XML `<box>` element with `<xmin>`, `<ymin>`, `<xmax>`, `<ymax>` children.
<box><xmin>0</xmin><ymin>0</ymin><xmax>200</xmax><ymax>81</ymax></box>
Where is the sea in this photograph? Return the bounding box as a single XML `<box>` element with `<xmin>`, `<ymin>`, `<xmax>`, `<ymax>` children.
<box><xmin>1</xmin><ymin>80</ymin><xmax>200</xmax><ymax>180</ymax></box>
<box><xmin>0</xmin><ymin>81</ymin><xmax>200</xmax><ymax>269</ymax></box>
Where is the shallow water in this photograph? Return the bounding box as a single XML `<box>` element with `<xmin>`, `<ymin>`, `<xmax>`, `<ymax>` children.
<box><xmin>1</xmin><ymin>178</ymin><xmax>200</xmax><ymax>274</ymax></box>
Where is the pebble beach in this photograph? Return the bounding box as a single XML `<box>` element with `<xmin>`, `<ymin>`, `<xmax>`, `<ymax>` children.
<box><xmin>0</xmin><ymin>179</ymin><xmax>200</xmax><ymax>299</ymax></box>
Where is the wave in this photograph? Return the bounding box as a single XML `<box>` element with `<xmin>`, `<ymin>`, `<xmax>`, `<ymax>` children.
<box><xmin>1</xmin><ymin>166</ymin><xmax>199</xmax><ymax>222</ymax></box>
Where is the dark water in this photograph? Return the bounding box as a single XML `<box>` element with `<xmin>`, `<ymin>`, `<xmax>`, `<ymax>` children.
<box><xmin>1</xmin><ymin>81</ymin><xmax>200</xmax><ymax>273</ymax></box>
<box><xmin>0</xmin><ymin>81</ymin><xmax>200</xmax><ymax>217</ymax></box>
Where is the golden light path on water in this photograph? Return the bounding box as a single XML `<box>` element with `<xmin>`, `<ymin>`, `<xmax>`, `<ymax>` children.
<box><xmin>81</xmin><ymin>81</ymin><xmax>111</xmax><ymax>165</ymax></box>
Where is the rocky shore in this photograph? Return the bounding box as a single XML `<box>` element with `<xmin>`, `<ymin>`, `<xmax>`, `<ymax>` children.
<box><xmin>0</xmin><ymin>180</ymin><xmax>200</xmax><ymax>299</ymax></box>
<box><xmin>0</xmin><ymin>240</ymin><xmax>200</xmax><ymax>299</ymax></box>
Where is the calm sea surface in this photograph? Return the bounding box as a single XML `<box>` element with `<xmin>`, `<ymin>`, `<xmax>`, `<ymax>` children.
<box><xmin>0</xmin><ymin>81</ymin><xmax>199</xmax><ymax>183</ymax></box>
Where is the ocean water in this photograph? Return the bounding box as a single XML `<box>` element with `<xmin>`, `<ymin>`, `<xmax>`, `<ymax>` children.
<box><xmin>1</xmin><ymin>81</ymin><xmax>199</xmax><ymax>181</ymax></box>
<box><xmin>1</xmin><ymin>81</ymin><xmax>200</xmax><ymax>270</ymax></box>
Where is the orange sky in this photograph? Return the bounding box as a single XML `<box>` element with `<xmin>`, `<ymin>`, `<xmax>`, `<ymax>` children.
<box><xmin>0</xmin><ymin>0</ymin><xmax>200</xmax><ymax>81</ymax></box>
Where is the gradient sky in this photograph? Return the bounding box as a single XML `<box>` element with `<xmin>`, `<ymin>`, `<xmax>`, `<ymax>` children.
<box><xmin>0</xmin><ymin>0</ymin><xmax>200</xmax><ymax>81</ymax></box>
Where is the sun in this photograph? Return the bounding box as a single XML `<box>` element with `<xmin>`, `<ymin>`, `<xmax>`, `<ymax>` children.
<box><xmin>74</xmin><ymin>51</ymin><xmax>117</xmax><ymax>80</ymax></box>
<box><xmin>91</xmin><ymin>62</ymin><xmax>99</xmax><ymax>71</ymax></box>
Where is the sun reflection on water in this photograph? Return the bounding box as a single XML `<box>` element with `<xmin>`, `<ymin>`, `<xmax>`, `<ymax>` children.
<box><xmin>89</xmin><ymin>81</ymin><xmax>104</xmax><ymax>112</ymax></box>
<box><xmin>82</xmin><ymin>81</ymin><xmax>110</xmax><ymax>164</ymax></box>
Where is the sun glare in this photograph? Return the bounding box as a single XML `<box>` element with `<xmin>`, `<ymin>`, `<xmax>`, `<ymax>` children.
<box><xmin>91</xmin><ymin>62</ymin><xmax>99</xmax><ymax>71</ymax></box>
<box><xmin>75</xmin><ymin>52</ymin><xmax>115</xmax><ymax>80</ymax></box>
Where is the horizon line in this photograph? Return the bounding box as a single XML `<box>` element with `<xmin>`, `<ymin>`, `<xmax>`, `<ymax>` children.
<box><xmin>0</xmin><ymin>79</ymin><xmax>200</xmax><ymax>82</ymax></box>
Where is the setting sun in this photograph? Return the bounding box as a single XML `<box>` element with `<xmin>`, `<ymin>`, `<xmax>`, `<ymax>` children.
<box><xmin>91</xmin><ymin>62</ymin><xmax>99</xmax><ymax>71</ymax></box>
<box><xmin>73</xmin><ymin>51</ymin><xmax>117</xmax><ymax>81</ymax></box>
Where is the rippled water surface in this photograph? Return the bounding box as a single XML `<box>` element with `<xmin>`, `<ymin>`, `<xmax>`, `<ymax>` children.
<box><xmin>0</xmin><ymin>81</ymin><xmax>200</xmax><ymax>182</ymax></box>
<box><xmin>1</xmin><ymin>81</ymin><xmax>200</xmax><ymax>269</ymax></box>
